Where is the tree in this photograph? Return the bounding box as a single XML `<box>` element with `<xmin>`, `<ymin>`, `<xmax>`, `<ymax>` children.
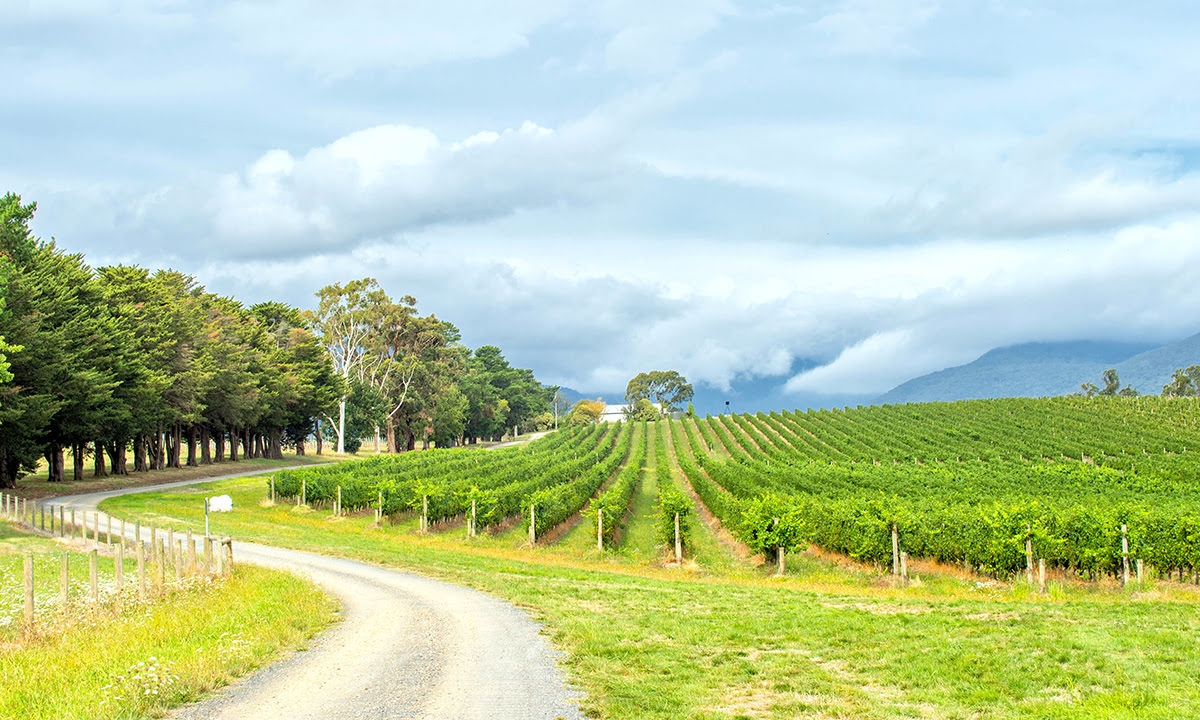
<box><xmin>306</xmin><ymin>279</ymin><xmax>384</xmax><ymax>454</ymax></box>
<box><xmin>566</xmin><ymin>398</ymin><xmax>606</xmax><ymax>425</ymax></box>
<box><xmin>685</xmin><ymin>402</ymin><xmax>697</xmax><ymax>419</ymax></box>
<box><xmin>1080</xmin><ymin>369</ymin><xmax>1136</xmax><ymax>397</ymax></box>
<box><xmin>550</xmin><ymin>388</ymin><xmax>571</xmax><ymax>430</ymax></box>
<box><xmin>624</xmin><ymin>370</ymin><xmax>694</xmax><ymax>414</ymax></box>
<box><xmin>628</xmin><ymin>397</ymin><xmax>659</xmax><ymax>422</ymax></box>
<box><xmin>1162</xmin><ymin>366</ymin><xmax>1200</xmax><ymax>397</ymax></box>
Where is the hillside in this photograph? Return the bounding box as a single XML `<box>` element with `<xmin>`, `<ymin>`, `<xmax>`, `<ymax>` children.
<box><xmin>877</xmin><ymin>339</ymin><xmax>1159</xmax><ymax>403</ymax></box>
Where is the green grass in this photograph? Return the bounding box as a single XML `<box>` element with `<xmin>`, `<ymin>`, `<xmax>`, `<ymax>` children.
<box><xmin>11</xmin><ymin>453</ymin><xmax>340</xmax><ymax>501</ymax></box>
<box><xmin>0</xmin><ymin>521</ymin><xmax>336</xmax><ymax>719</ymax></box>
<box><xmin>101</xmin><ymin>473</ymin><xmax>1200</xmax><ymax>719</ymax></box>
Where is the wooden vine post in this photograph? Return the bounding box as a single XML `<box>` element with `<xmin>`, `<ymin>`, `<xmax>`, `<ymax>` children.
<box><xmin>1121</xmin><ymin>523</ymin><xmax>1130</xmax><ymax>588</ymax></box>
<box><xmin>89</xmin><ymin>549</ymin><xmax>99</xmax><ymax>605</ymax></box>
<box><xmin>890</xmin><ymin>522</ymin><xmax>900</xmax><ymax>577</ymax></box>
<box><xmin>376</xmin><ymin>491</ymin><xmax>383</xmax><ymax>526</ymax></box>
<box><xmin>596</xmin><ymin>510</ymin><xmax>603</xmax><ymax>551</ymax></box>
<box><xmin>1025</xmin><ymin>524</ymin><xmax>1034</xmax><ymax>585</ymax></box>
<box><xmin>336</xmin><ymin>485</ymin><xmax>342</xmax><ymax>517</ymax></box>
<box><xmin>137</xmin><ymin>541</ymin><xmax>146</xmax><ymax>599</ymax></box>
<box><xmin>529</xmin><ymin>502</ymin><xmax>536</xmax><ymax>546</ymax></box>
<box><xmin>1038</xmin><ymin>558</ymin><xmax>1046</xmax><ymax>594</ymax></box>
<box><xmin>674</xmin><ymin>512</ymin><xmax>682</xmax><ymax>565</ymax></box>
<box><xmin>775</xmin><ymin>518</ymin><xmax>784</xmax><ymax>576</ymax></box>
<box><xmin>469</xmin><ymin>498</ymin><xmax>477</xmax><ymax>539</ymax></box>
<box><xmin>900</xmin><ymin>551</ymin><xmax>908</xmax><ymax>580</ymax></box>
<box><xmin>421</xmin><ymin>495</ymin><xmax>429</xmax><ymax>533</ymax></box>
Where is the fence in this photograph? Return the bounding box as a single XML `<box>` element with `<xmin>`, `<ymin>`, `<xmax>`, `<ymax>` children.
<box><xmin>0</xmin><ymin>491</ymin><xmax>234</xmax><ymax>639</ymax></box>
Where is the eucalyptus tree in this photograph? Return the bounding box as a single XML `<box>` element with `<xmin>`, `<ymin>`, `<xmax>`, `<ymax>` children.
<box><xmin>307</xmin><ymin>279</ymin><xmax>386</xmax><ymax>453</ymax></box>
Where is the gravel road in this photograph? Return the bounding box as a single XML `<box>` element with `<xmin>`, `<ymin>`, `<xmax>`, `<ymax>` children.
<box><xmin>40</xmin><ymin>468</ymin><xmax>585</xmax><ymax>720</ymax></box>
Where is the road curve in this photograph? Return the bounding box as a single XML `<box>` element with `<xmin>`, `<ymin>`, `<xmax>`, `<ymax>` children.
<box><xmin>40</xmin><ymin>469</ymin><xmax>584</xmax><ymax>720</ymax></box>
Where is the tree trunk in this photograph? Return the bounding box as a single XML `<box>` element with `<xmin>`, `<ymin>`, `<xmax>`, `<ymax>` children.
<box><xmin>254</xmin><ymin>433</ymin><xmax>265</xmax><ymax>459</ymax></box>
<box><xmin>108</xmin><ymin>441</ymin><xmax>128</xmax><ymax>476</ymax></box>
<box><xmin>268</xmin><ymin>427</ymin><xmax>284</xmax><ymax>460</ymax></box>
<box><xmin>214</xmin><ymin>430</ymin><xmax>226</xmax><ymax>462</ymax></box>
<box><xmin>134</xmin><ymin>433</ymin><xmax>148</xmax><ymax>472</ymax></box>
<box><xmin>229</xmin><ymin>428</ymin><xmax>239</xmax><ymax>461</ymax></box>
<box><xmin>186</xmin><ymin>425</ymin><xmax>198</xmax><ymax>467</ymax></box>
<box><xmin>72</xmin><ymin>443</ymin><xmax>85</xmax><ymax>481</ymax></box>
<box><xmin>169</xmin><ymin>424</ymin><xmax>182</xmax><ymax>468</ymax></box>
<box><xmin>386</xmin><ymin>421</ymin><xmax>398</xmax><ymax>453</ymax></box>
<box><xmin>94</xmin><ymin>440</ymin><xmax>109</xmax><ymax>477</ymax></box>
<box><xmin>338</xmin><ymin>398</ymin><xmax>347</xmax><ymax>454</ymax></box>
<box><xmin>200</xmin><ymin>426</ymin><xmax>212</xmax><ymax>464</ymax></box>
<box><xmin>315</xmin><ymin>420</ymin><xmax>323</xmax><ymax>456</ymax></box>
<box><xmin>0</xmin><ymin>451</ymin><xmax>18</xmax><ymax>489</ymax></box>
<box><xmin>45</xmin><ymin>444</ymin><xmax>65</xmax><ymax>482</ymax></box>
<box><xmin>406</xmin><ymin>429</ymin><xmax>416</xmax><ymax>452</ymax></box>
<box><xmin>156</xmin><ymin>425</ymin><xmax>166</xmax><ymax>470</ymax></box>
<box><xmin>296</xmin><ymin>423</ymin><xmax>306</xmax><ymax>456</ymax></box>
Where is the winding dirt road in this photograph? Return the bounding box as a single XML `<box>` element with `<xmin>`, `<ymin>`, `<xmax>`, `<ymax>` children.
<box><xmin>40</xmin><ymin>468</ymin><xmax>584</xmax><ymax>720</ymax></box>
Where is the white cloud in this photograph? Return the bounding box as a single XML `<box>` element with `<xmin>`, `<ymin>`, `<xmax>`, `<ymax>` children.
<box><xmin>812</xmin><ymin>0</ymin><xmax>939</xmax><ymax>55</ymax></box>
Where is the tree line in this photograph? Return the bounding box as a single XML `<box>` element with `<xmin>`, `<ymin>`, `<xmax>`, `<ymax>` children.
<box><xmin>0</xmin><ymin>193</ymin><xmax>556</xmax><ymax>486</ymax></box>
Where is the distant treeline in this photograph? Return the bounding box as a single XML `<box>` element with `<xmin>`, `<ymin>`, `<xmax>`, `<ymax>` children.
<box><xmin>0</xmin><ymin>193</ymin><xmax>554</xmax><ymax>487</ymax></box>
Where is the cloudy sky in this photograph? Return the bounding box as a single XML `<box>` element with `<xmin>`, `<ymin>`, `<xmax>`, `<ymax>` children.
<box><xmin>8</xmin><ymin>1</ymin><xmax>1200</xmax><ymax>399</ymax></box>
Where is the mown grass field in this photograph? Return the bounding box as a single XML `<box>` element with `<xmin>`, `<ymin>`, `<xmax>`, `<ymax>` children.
<box><xmin>103</xmin><ymin>473</ymin><xmax>1200</xmax><ymax>720</ymax></box>
<box><xmin>0</xmin><ymin>521</ymin><xmax>336</xmax><ymax>720</ymax></box>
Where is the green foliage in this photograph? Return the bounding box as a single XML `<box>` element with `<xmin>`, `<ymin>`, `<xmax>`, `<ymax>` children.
<box><xmin>688</xmin><ymin>396</ymin><xmax>1200</xmax><ymax>577</ymax></box>
<box><xmin>625</xmin><ymin>370</ymin><xmax>694</xmax><ymax>413</ymax></box>
<box><xmin>592</xmin><ymin>423</ymin><xmax>644</xmax><ymax>547</ymax></box>
<box><xmin>653</xmin><ymin>421</ymin><xmax>694</xmax><ymax>550</ymax></box>
<box><xmin>626</xmin><ymin>397</ymin><xmax>659</xmax><ymax>422</ymax></box>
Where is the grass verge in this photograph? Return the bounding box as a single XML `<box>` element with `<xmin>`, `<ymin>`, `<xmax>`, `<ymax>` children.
<box><xmin>102</xmin><ymin>473</ymin><xmax>1200</xmax><ymax>719</ymax></box>
<box><xmin>0</xmin><ymin>521</ymin><xmax>336</xmax><ymax>720</ymax></box>
<box><xmin>10</xmin><ymin>453</ymin><xmax>345</xmax><ymax>501</ymax></box>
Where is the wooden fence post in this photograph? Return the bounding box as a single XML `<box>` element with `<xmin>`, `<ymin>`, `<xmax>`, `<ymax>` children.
<box><xmin>529</xmin><ymin>503</ymin><xmax>536</xmax><ymax>546</ymax></box>
<box><xmin>597</xmin><ymin>510</ymin><xmax>603</xmax><ymax>551</ymax></box>
<box><xmin>157</xmin><ymin>539</ymin><xmax>166</xmax><ymax>587</ymax></box>
<box><xmin>1121</xmin><ymin>523</ymin><xmax>1130</xmax><ymax>588</ymax></box>
<box><xmin>1026</xmin><ymin>528</ymin><xmax>1034</xmax><ymax>586</ymax></box>
<box><xmin>204</xmin><ymin>536</ymin><xmax>213</xmax><ymax>574</ymax></box>
<box><xmin>23</xmin><ymin>554</ymin><xmax>34</xmax><ymax>637</ymax></box>
<box><xmin>137</xmin><ymin>541</ymin><xmax>146</xmax><ymax>599</ymax></box>
<box><xmin>891</xmin><ymin>523</ymin><xmax>900</xmax><ymax>577</ymax></box>
<box><xmin>175</xmin><ymin>540</ymin><xmax>184</xmax><ymax>583</ymax></box>
<box><xmin>422</xmin><ymin>495</ymin><xmax>428</xmax><ymax>533</ymax></box>
<box><xmin>70</xmin><ymin>509</ymin><xmax>76</xmax><ymax>538</ymax></box>
<box><xmin>121</xmin><ymin>519</ymin><xmax>127</xmax><ymax>548</ymax></box>
<box><xmin>215</xmin><ymin>539</ymin><xmax>225</xmax><ymax>575</ymax></box>
<box><xmin>107</xmin><ymin>515</ymin><xmax>112</xmax><ymax>546</ymax></box>
<box><xmin>49</xmin><ymin>505</ymin><xmax>55</xmax><ymax>534</ymax></box>
<box><xmin>900</xmin><ymin>551</ymin><xmax>909</xmax><ymax>580</ymax></box>
<box><xmin>1039</xmin><ymin>558</ymin><xmax>1046</xmax><ymax>594</ymax></box>
<box><xmin>300</xmin><ymin>478</ymin><xmax>306</xmax><ymax>507</ymax></box>
<box><xmin>674</xmin><ymin>512</ymin><xmax>682</xmax><ymax>564</ymax></box>
<box><xmin>59</xmin><ymin>506</ymin><xmax>65</xmax><ymax>537</ymax></box>
<box><xmin>1137</xmin><ymin>558</ymin><xmax>1144</xmax><ymax>589</ymax></box>
<box><xmin>376</xmin><ymin>491</ymin><xmax>383</xmax><ymax>526</ymax></box>
<box><xmin>187</xmin><ymin>531</ymin><xmax>195</xmax><ymax>574</ymax></box>
<box><xmin>39</xmin><ymin>505</ymin><xmax>45</xmax><ymax>532</ymax></box>
<box><xmin>116</xmin><ymin>544</ymin><xmax>125</xmax><ymax>595</ymax></box>
<box><xmin>60</xmin><ymin>553</ymin><xmax>70</xmax><ymax>606</ymax></box>
<box><xmin>89</xmin><ymin>549</ymin><xmax>99</xmax><ymax>605</ymax></box>
<box><xmin>776</xmin><ymin>546</ymin><xmax>785</xmax><ymax>576</ymax></box>
<box><xmin>469</xmin><ymin>498</ymin><xmax>476</xmax><ymax>538</ymax></box>
<box><xmin>223</xmin><ymin>538</ymin><xmax>233</xmax><ymax>572</ymax></box>
<box><xmin>92</xmin><ymin>512</ymin><xmax>99</xmax><ymax>544</ymax></box>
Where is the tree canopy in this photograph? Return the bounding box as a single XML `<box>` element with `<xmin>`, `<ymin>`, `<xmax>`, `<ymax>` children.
<box><xmin>624</xmin><ymin>370</ymin><xmax>694</xmax><ymax>414</ymax></box>
<box><xmin>0</xmin><ymin>192</ymin><xmax>554</xmax><ymax>487</ymax></box>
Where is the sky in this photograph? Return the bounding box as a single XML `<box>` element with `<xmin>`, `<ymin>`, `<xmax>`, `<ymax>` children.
<box><xmin>8</xmin><ymin>1</ymin><xmax>1200</xmax><ymax>400</ymax></box>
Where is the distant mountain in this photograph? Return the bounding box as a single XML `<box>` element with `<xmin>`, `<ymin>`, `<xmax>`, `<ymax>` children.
<box><xmin>876</xmin><ymin>340</ymin><xmax>1158</xmax><ymax>404</ymax></box>
<box><xmin>559</xmin><ymin>367</ymin><xmax>872</xmax><ymax>417</ymax></box>
<box><xmin>1112</xmin><ymin>332</ymin><xmax>1200</xmax><ymax>394</ymax></box>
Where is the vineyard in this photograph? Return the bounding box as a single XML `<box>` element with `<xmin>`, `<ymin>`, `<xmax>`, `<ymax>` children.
<box><xmin>273</xmin><ymin>396</ymin><xmax>1200</xmax><ymax>583</ymax></box>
